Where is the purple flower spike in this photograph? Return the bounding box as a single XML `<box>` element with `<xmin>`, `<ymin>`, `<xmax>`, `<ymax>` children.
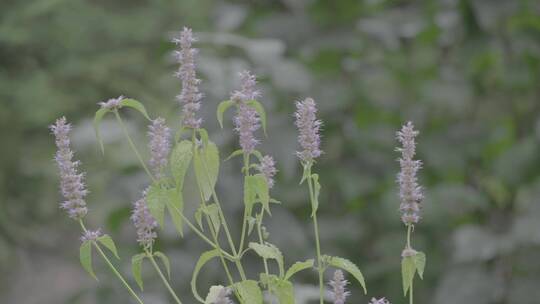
<box><xmin>50</xmin><ymin>117</ymin><xmax>88</xmax><ymax>220</ymax></box>
<box><xmin>294</xmin><ymin>98</ymin><xmax>322</xmax><ymax>163</ymax></box>
<box><xmin>369</xmin><ymin>298</ymin><xmax>391</xmax><ymax>304</ymax></box>
<box><xmin>231</xmin><ymin>70</ymin><xmax>261</xmax><ymax>103</ymax></box>
<box><xmin>231</xmin><ymin>70</ymin><xmax>261</xmax><ymax>153</ymax></box>
<box><xmin>148</xmin><ymin>117</ymin><xmax>171</xmax><ymax>179</ymax></box>
<box><xmin>174</xmin><ymin>27</ymin><xmax>202</xmax><ymax>129</ymax></box>
<box><xmin>329</xmin><ymin>270</ymin><xmax>351</xmax><ymax>304</ymax></box>
<box><xmin>81</xmin><ymin>229</ymin><xmax>102</xmax><ymax>242</ymax></box>
<box><xmin>131</xmin><ymin>190</ymin><xmax>158</xmax><ymax>249</ymax></box>
<box><xmin>258</xmin><ymin>155</ymin><xmax>277</xmax><ymax>188</ymax></box>
<box><xmin>396</xmin><ymin>121</ymin><xmax>423</xmax><ymax>225</ymax></box>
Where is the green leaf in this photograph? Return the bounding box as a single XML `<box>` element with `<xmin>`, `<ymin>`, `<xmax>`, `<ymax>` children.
<box><xmin>249</xmin><ymin>242</ymin><xmax>284</xmax><ymax>278</ymax></box>
<box><xmin>260</xmin><ymin>274</ymin><xmax>294</xmax><ymax>304</ymax></box>
<box><xmin>217</xmin><ymin>100</ymin><xmax>235</xmax><ymax>128</ymax></box>
<box><xmin>97</xmin><ymin>234</ymin><xmax>119</xmax><ymax>259</ymax></box>
<box><xmin>132</xmin><ymin>253</ymin><xmax>146</xmax><ymax>290</ymax></box>
<box><xmin>193</xmin><ymin>141</ymin><xmax>220</xmax><ymax>202</ymax></box>
<box><xmin>244</xmin><ymin>175</ymin><xmax>257</xmax><ymax>214</ymax></box>
<box><xmin>166</xmin><ymin>188</ymin><xmax>184</xmax><ymax>237</ymax></box>
<box><xmin>247</xmin><ymin>216</ymin><xmax>257</xmax><ymax>236</ymax></box>
<box><xmin>414</xmin><ymin>251</ymin><xmax>426</xmax><ymax>280</ymax></box>
<box><xmin>311</xmin><ymin>174</ymin><xmax>321</xmax><ymax>217</ymax></box>
<box><xmin>146</xmin><ymin>184</ymin><xmax>167</xmax><ymax>227</ymax></box>
<box><xmin>191</xmin><ymin>249</ymin><xmax>221</xmax><ymax>303</ymax></box>
<box><xmin>225</xmin><ymin>149</ymin><xmax>243</xmax><ymax>161</ymax></box>
<box><xmin>198</xmin><ymin>128</ymin><xmax>209</xmax><ymax>147</ymax></box>
<box><xmin>170</xmin><ymin>140</ymin><xmax>193</xmax><ymax>189</ymax></box>
<box><xmin>327</xmin><ymin>256</ymin><xmax>367</xmax><ymax>294</ymax></box>
<box><xmin>402</xmin><ymin>255</ymin><xmax>416</xmax><ymax>296</ymax></box>
<box><xmin>154</xmin><ymin>251</ymin><xmax>171</xmax><ymax>279</ymax></box>
<box><xmin>284</xmin><ymin>259</ymin><xmax>314</xmax><ymax>280</ymax></box>
<box><xmin>234</xmin><ymin>280</ymin><xmax>263</xmax><ymax>304</ymax></box>
<box><xmin>195</xmin><ymin>206</ymin><xmax>204</xmax><ymax>230</ymax></box>
<box><xmin>204</xmin><ymin>285</ymin><xmax>228</xmax><ymax>304</ymax></box>
<box><xmin>120</xmin><ymin>98</ymin><xmax>151</xmax><ymax>120</ymax></box>
<box><xmin>204</xmin><ymin>203</ymin><xmax>221</xmax><ymax>235</ymax></box>
<box><xmin>93</xmin><ymin>107</ymin><xmax>110</xmax><ymax>154</ymax></box>
<box><xmin>247</xmin><ymin>100</ymin><xmax>267</xmax><ymax>136</ymax></box>
<box><xmin>244</xmin><ymin>174</ymin><xmax>270</xmax><ymax>215</ymax></box>
<box><xmin>80</xmin><ymin>241</ymin><xmax>97</xmax><ymax>280</ymax></box>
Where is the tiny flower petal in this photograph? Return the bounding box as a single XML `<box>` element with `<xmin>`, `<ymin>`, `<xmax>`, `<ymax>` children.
<box><xmin>148</xmin><ymin>117</ymin><xmax>171</xmax><ymax>179</ymax></box>
<box><xmin>294</xmin><ymin>98</ymin><xmax>322</xmax><ymax>163</ymax></box>
<box><xmin>50</xmin><ymin>117</ymin><xmax>88</xmax><ymax>220</ymax></box>
<box><xmin>329</xmin><ymin>270</ymin><xmax>350</xmax><ymax>304</ymax></box>
<box><xmin>131</xmin><ymin>189</ymin><xmax>158</xmax><ymax>249</ymax></box>
<box><xmin>258</xmin><ymin>155</ymin><xmax>277</xmax><ymax>188</ymax></box>
<box><xmin>396</xmin><ymin>121</ymin><xmax>423</xmax><ymax>225</ymax></box>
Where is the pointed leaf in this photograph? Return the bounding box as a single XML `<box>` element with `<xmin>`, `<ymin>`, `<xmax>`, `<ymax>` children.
<box><xmin>253</xmin><ymin>174</ymin><xmax>270</xmax><ymax>214</ymax></box>
<box><xmin>191</xmin><ymin>249</ymin><xmax>221</xmax><ymax>303</ymax></box>
<box><xmin>260</xmin><ymin>274</ymin><xmax>295</xmax><ymax>304</ymax></box>
<box><xmin>146</xmin><ymin>184</ymin><xmax>167</xmax><ymax>227</ymax></box>
<box><xmin>414</xmin><ymin>251</ymin><xmax>426</xmax><ymax>280</ymax></box>
<box><xmin>204</xmin><ymin>203</ymin><xmax>221</xmax><ymax>235</ymax></box>
<box><xmin>327</xmin><ymin>256</ymin><xmax>367</xmax><ymax>294</ymax></box>
<box><xmin>217</xmin><ymin>100</ymin><xmax>235</xmax><ymax>128</ymax></box>
<box><xmin>225</xmin><ymin>149</ymin><xmax>243</xmax><ymax>161</ymax></box>
<box><xmin>311</xmin><ymin>174</ymin><xmax>321</xmax><ymax>217</ymax></box>
<box><xmin>195</xmin><ymin>206</ymin><xmax>204</xmax><ymax>230</ymax></box>
<box><xmin>247</xmin><ymin>100</ymin><xmax>267</xmax><ymax>136</ymax></box>
<box><xmin>132</xmin><ymin>253</ymin><xmax>146</xmax><ymax>290</ymax></box>
<box><xmin>154</xmin><ymin>251</ymin><xmax>171</xmax><ymax>279</ymax></box>
<box><xmin>120</xmin><ymin>98</ymin><xmax>150</xmax><ymax>120</ymax></box>
<box><xmin>193</xmin><ymin>141</ymin><xmax>220</xmax><ymax>202</ymax></box>
<box><xmin>80</xmin><ymin>241</ymin><xmax>97</xmax><ymax>280</ymax></box>
<box><xmin>249</xmin><ymin>242</ymin><xmax>284</xmax><ymax>278</ymax></box>
<box><xmin>97</xmin><ymin>234</ymin><xmax>119</xmax><ymax>259</ymax></box>
<box><xmin>234</xmin><ymin>280</ymin><xmax>263</xmax><ymax>304</ymax></box>
<box><xmin>247</xmin><ymin>216</ymin><xmax>257</xmax><ymax>236</ymax></box>
<box><xmin>93</xmin><ymin>108</ymin><xmax>110</xmax><ymax>154</ymax></box>
<box><xmin>284</xmin><ymin>259</ymin><xmax>314</xmax><ymax>280</ymax></box>
<box><xmin>402</xmin><ymin>255</ymin><xmax>416</xmax><ymax>296</ymax></box>
<box><xmin>170</xmin><ymin>140</ymin><xmax>193</xmax><ymax>189</ymax></box>
<box><xmin>166</xmin><ymin>188</ymin><xmax>184</xmax><ymax>236</ymax></box>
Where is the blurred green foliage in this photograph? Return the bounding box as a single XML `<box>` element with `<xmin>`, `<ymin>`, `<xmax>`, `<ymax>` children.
<box><xmin>1</xmin><ymin>0</ymin><xmax>540</xmax><ymax>303</ymax></box>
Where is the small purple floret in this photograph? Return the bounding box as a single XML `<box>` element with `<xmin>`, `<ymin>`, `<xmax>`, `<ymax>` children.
<box><xmin>131</xmin><ymin>190</ymin><xmax>158</xmax><ymax>249</ymax></box>
<box><xmin>294</xmin><ymin>98</ymin><xmax>322</xmax><ymax>163</ymax></box>
<box><xmin>148</xmin><ymin>117</ymin><xmax>171</xmax><ymax>179</ymax></box>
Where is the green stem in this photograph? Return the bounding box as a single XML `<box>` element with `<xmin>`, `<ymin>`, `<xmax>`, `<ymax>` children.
<box><xmin>79</xmin><ymin>221</ymin><xmax>145</xmax><ymax>304</ymax></box>
<box><xmin>406</xmin><ymin>224</ymin><xmax>412</xmax><ymax>249</ymax></box>
<box><xmin>256</xmin><ymin>210</ymin><xmax>270</xmax><ymax>276</ymax></box>
<box><xmin>146</xmin><ymin>251</ymin><xmax>183</xmax><ymax>304</ymax></box>
<box><xmin>113</xmin><ymin>110</ymin><xmax>156</xmax><ymax>183</ymax></box>
<box><xmin>307</xmin><ymin>167</ymin><xmax>324</xmax><ymax>304</ymax></box>
<box><xmin>410</xmin><ymin>278</ymin><xmax>414</xmax><ymax>304</ymax></box>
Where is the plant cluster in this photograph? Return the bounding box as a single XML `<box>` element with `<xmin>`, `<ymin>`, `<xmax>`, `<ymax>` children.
<box><xmin>51</xmin><ymin>27</ymin><xmax>427</xmax><ymax>304</ymax></box>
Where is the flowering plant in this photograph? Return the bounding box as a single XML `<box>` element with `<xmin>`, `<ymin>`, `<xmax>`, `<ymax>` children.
<box><xmin>51</xmin><ymin>27</ymin><xmax>426</xmax><ymax>304</ymax></box>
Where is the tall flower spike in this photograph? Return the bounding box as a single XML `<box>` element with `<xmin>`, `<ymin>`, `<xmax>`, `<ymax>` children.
<box><xmin>148</xmin><ymin>117</ymin><xmax>171</xmax><ymax>179</ymax></box>
<box><xmin>174</xmin><ymin>27</ymin><xmax>202</xmax><ymax>129</ymax></box>
<box><xmin>294</xmin><ymin>97</ymin><xmax>322</xmax><ymax>163</ymax></box>
<box><xmin>214</xmin><ymin>286</ymin><xmax>233</xmax><ymax>304</ymax></box>
<box><xmin>258</xmin><ymin>155</ymin><xmax>277</xmax><ymax>189</ymax></box>
<box><xmin>329</xmin><ymin>270</ymin><xmax>350</xmax><ymax>304</ymax></box>
<box><xmin>369</xmin><ymin>298</ymin><xmax>391</xmax><ymax>304</ymax></box>
<box><xmin>131</xmin><ymin>190</ymin><xmax>158</xmax><ymax>249</ymax></box>
<box><xmin>50</xmin><ymin>117</ymin><xmax>88</xmax><ymax>220</ymax></box>
<box><xmin>231</xmin><ymin>71</ymin><xmax>261</xmax><ymax>153</ymax></box>
<box><xmin>396</xmin><ymin>121</ymin><xmax>423</xmax><ymax>225</ymax></box>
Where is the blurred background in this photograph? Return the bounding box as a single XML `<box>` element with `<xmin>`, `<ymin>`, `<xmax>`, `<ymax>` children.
<box><xmin>1</xmin><ymin>0</ymin><xmax>540</xmax><ymax>303</ymax></box>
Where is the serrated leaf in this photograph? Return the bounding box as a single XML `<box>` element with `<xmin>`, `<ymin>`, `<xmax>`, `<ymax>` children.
<box><xmin>249</xmin><ymin>242</ymin><xmax>284</xmax><ymax>277</ymax></box>
<box><xmin>132</xmin><ymin>253</ymin><xmax>146</xmax><ymax>290</ymax></box>
<box><xmin>247</xmin><ymin>100</ymin><xmax>267</xmax><ymax>136</ymax></box>
<box><xmin>414</xmin><ymin>251</ymin><xmax>426</xmax><ymax>279</ymax></box>
<box><xmin>260</xmin><ymin>274</ymin><xmax>295</xmax><ymax>304</ymax></box>
<box><xmin>217</xmin><ymin>100</ymin><xmax>235</xmax><ymax>128</ymax></box>
<box><xmin>80</xmin><ymin>241</ymin><xmax>97</xmax><ymax>280</ymax></box>
<box><xmin>193</xmin><ymin>141</ymin><xmax>220</xmax><ymax>202</ymax></box>
<box><xmin>146</xmin><ymin>184</ymin><xmax>167</xmax><ymax>227</ymax></box>
<box><xmin>154</xmin><ymin>251</ymin><xmax>171</xmax><ymax>279</ymax></box>
<box><xmin>234</xmin><ymin>280</ymin><xmax>263</xmax><ymax>304</ymax></box>
<box><xmin>93</xmin><ymin>108</ymin><xmax>110</xmax><ymax>154</ymax></box>
<box><xmin>120</xmin><ymin>98</ymin><xmax>150</xmax><ymax>120</ymax></box>
<box><xmin>97</xmin><ymin>234</ymin><xmax>119</xmax><ymax>259</ymax></box>
<box><xmin>402</xmin><ymin>255</ymin><xmax>416</xmax><ymax>296</ymax></box>
<box><xmin>170</xmin><ymin>140</ymin><xmax>193</xmax><ymax>189</ymax></box>
<box><xmin>225</xmin><ymin>149</ymin><xmax>243</xmax><ymax>161</ymax></box>
<box><xmin>166</xmin><ymin>188</ymin><xmax>184</xmax><ymax>237</ymax></box>
<box><xmin>191</xmin><ymin>249</ymin><xmax>221</xmax><ymax>303</ymax></box>
<box><xmin>204</xmin><ymin>203</ymin><xmax>221</xmax><ymax>235</ymax></box>
<box><xmin>204</xmin><ymin>285</ymin><xmax>228</xmax><ymax>304</ymax></box>
<box><xmin>327</xmin><ymin>256</ymin><xmax>367</xmax><ymax>294</ymax></box>
<box><xmin>311</xmin><ymin>174</ymin><xmax>321</xmax><ymax>217</ymax></box>
<box><xmin>284</xmin><ymin>259</ymin><xmax>314</xmax><ymax>280</ymax></box>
